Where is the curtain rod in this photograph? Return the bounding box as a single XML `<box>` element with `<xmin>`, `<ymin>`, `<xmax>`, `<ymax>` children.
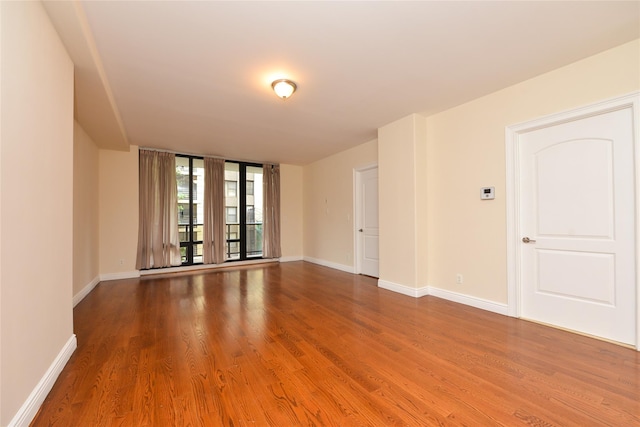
<box><xmin>139</xmin><ymin>146</ymin><xmax>278</xmax><ymax>166</ymax></box>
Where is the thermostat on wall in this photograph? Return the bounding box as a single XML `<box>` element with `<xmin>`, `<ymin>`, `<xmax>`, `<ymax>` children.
<box><xmin>480</xmin><ymin>187</ymin><xmax>495</xmax><ymax>200</ymax></box>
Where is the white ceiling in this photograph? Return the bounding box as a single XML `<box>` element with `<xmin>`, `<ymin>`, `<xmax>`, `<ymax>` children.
<box><xmin>59</xmin><ymin>1</ymin><xmax>640</xmax><ymax>165</ymax></box>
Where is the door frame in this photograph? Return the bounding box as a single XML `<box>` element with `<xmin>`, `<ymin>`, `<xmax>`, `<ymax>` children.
<box><xmin>353</xmin><ymin>163</ymin><xmax>378</xmax><ymax>275</ymax></box>
<box><xmin>505</xmin><ymin>92</ymin><xmax>640</xmax><ymax>349</ymax></box>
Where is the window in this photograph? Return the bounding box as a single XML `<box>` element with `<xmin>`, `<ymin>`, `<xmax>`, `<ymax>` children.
<box><xmin>176</xmin><ymin>155</ymin><xmax>204</xmax><ymax>265</ymax></box>
<box><xmin>226</xmin><ymin>207</ymin><xmax>237</xmax><ymax>224</ymax></box>
<box><xmin>225</xmin><ymin>180</ymin><xmax>237</xmax><ymax>197</ymax></box>
<box><xmin>225</xmin><ymin>162</ymin><xmax>263</xmax><ymax>260</ymax></box>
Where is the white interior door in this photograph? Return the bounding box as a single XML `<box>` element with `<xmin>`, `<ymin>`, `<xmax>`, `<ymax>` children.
<box><xmin>356</xmin><ymin>167</ymin><xmax>379</xmax><ymax>277</ymax></box>
<box><xmin>519</xmin><ymin>107</ymin><xmax>636</xmax><ymax>345</ymax></box>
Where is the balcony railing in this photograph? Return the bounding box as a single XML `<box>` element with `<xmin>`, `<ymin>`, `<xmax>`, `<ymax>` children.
<box><xmin>178</xmin><ymin>223</ymin><xmax>204</xmax><ymax>264</ymax></box>
<box><xmin>177</xmin><ymin>223</ymin><xmax>262</xmax><ymax>262</ymax></box>
<box><xmin>226</xmin><ymin>223</ymin><xmax>263</xmax><ymax>260</ymax></box>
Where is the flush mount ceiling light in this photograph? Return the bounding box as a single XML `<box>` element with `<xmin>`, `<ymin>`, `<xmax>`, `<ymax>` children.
<box><xmin>271</xmin><ymin>79</ymin><xmax>297</xmax><ymax>99</ymax></box>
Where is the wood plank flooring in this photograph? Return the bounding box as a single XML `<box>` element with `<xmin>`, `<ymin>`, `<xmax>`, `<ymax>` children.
<box><xmin>31</xmin><ymin>261</ymin><xmax>639</xmax><ymax>426</ymax></box>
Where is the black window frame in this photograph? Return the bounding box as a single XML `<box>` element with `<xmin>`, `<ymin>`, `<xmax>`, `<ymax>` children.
<box><xmin>225</xmin><ymin>161</ymin><xmax>263</xmax><ymax>261</ymax></box>
<box><xmin>176</xmin><ymin>155</ymin><xmax>203</xmax><ymax>266</ymax></box>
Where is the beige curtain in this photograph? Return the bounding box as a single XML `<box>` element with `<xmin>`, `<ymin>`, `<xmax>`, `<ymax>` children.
<box><xmin>203</xmin><ymin>157</ymin><xmax>226</xmax><ymax>264</ymax></box>
<box><xmin>263</xmin><ymin>164</ymin><xmax>281</xmax><ymax>258</ymax></box>
<box><xmin>135</xmin><ymin>150</ymin><xmax>181</xmax><ymax>269</ymax></box>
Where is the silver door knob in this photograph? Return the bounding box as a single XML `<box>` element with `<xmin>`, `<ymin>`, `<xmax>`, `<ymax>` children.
<box><xmin>522</xmin><ymin>237</ymin><xmax>536</xmax><ymax>243</ymax></box>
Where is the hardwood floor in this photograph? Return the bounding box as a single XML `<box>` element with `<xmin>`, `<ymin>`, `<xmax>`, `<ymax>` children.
<box><xmin>32</xmin><ymin>261</ymin><xmax>639</xmax><ymax>426</ymax></box>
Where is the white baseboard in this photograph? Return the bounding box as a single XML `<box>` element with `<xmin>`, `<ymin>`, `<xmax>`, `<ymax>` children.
<box><xmin>8</xmin><ymin>335</ymin><xmax>77</xmax><ymax>427</ymax></box>
<box><xmin>99</xmin><ymin>270</ymin><xmax>141</xmax><ymax>281</ymax></box>
<box><xmin>303</xmin><ymin>256</ymin><xmax>355</xmax><ymax>274</ymax></box>
<box><xmin>73</xmin><ymin>276</ymin><xmax>100</xmax><ymax>307</ymax></box>
<box><xmin>279</xmin><ymin>255</ymin><xmax>303</xmax><ymax>263</ymax></box>
<box><xmin>139</xmin><ymin>259</ymin><xmax>278</xmax><ymax>277</ymax></box>
<box><xmin>378</xmin><ymin>279</ymin><xmax>429</xmax><ymax>298</ymax></box>
<box><xmin>377</xmin><ymin>279</ymin><xmax>508</xmax><ymax>316</ymax></box>
<box><xmin>427</xmin><ymin>286</ymin><xmax>509</xmax><ymax>316</ymax></box>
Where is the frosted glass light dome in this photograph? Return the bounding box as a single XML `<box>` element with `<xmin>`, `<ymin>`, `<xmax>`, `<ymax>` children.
<box><xmin>271</xmin><ymin>79</ymin><xmax>297</xmax><ymax>99</ymax></box>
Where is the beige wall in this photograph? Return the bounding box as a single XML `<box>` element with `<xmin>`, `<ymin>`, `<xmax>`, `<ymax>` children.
<box><xmin>99</xmin><ymin>146</ymin><xmax>139</xmax><ymax>276</ymax></box>
<box><xmin>280</xmin><ymin>164</ymin><xmax>303</xmax><ymax>259</ymax></box>
<box><xmin>0</xmin><ymin>2</ymin><xmax>4</xmax><ymax>413</ymax></box>
<box><xmin>426</xmin><ymin>39</ymin><xmax>640</xmax><ymax>303</ymax></box>
<box><xmin>74</xmin><ymin>121</ymin><xmax>100</xmax><ymax>296</ymax></box>
<box><xmin>0</xmin><ymin>2</ymin><xmax>74</xmax><ymax>424</ymax></box>
<box><xmin>303</xmin><ymin>139</ymin><xmax>378</xmax><ymax>270</ymax></box>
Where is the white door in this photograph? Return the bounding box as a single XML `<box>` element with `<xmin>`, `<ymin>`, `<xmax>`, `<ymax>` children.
<box><xmin>356</xmin><ymin>167</ymin><xmax>379</xmax><ymax>277</ymax></box>
<box><xmin>519</xmin><ymin>107</ymin><xmax>636</xmax><ymax>345</ymax></box>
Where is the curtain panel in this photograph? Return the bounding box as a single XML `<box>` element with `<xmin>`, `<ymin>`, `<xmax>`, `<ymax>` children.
<box><xmin>203</xmin><ymin>157</ymin><xmax>226</xmax><ymax>264</ymax></box>
<box><xmin>263</xmin><ymin>164</ymin><xmax>281</xmax><ymax>259</ymax></box>
<box><xmin>135</xmin><ymin>150</ymin><xmax>182</xmax><ymax>269</ymax></box>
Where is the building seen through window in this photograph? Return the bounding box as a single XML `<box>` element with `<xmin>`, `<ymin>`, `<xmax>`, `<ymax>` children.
<box><xmin>224</xmin><ymin>162</ymin><xmax>263</xmax><ymax>260</ymax></box>
<box><xmin>176</xmin><ymin>156</ymin><xmax>204</xmax><ymax>265</ymax></box>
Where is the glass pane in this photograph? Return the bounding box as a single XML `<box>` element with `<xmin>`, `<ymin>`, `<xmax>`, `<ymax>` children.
<box><xmin>179</xmin><ymin>225</ymin><xmax>189</xmax><ymax>243</ymax></box>
<box><xmin>176</xmin><ymin>156</ymin><xmax>190</xmax><ymax>201</ymax></box>
<box><xmin>226</xmin><ymin>207</ymin><xmax>237</xmax><ymax>223</ymax></box>
<box><xmin>226</xmin><ymin>224</ymin><xmax>239</xmax><ymax>240</ymax></box>
<box><xmin>226</xmin><ymin>180</ymin><xmax>237</xmax><ymax>197</ymax></box>
<box><xmin>247</xmin><ymin>205</ymin><xmax>255</xmax><ymax>223</ymax></box>
<box><xmin>191</xmin><ymin>204</ymin><xmax>199</xmax><ymax>224</ymax></box>
<box><xmin>246</xmin><ymin>223</ymin><xmax>263</xmax><ymax>257</ymax></box>
<box><xmin>193</xmin><ymin>224</ymin><xmax>203</xmax><ymax>242</ymax></box>
<box><xmin>225</xmin><ymin>163</ymin><xmax>240</xmax><ymax>223</ymax></box>
<box><xmin>176</xmin><ymin>157</ymin><xmax>205</xmax><ymax>265</ymax></box>
<box><xmin>192</xmin><ymin>158</ymin><xmax>204</xmax><ymax>227</ymax></box>
<box><xmin>193</xmin><ymin>244</ymin><xmax>203</xmax><ymax>264</ymax></box>
<box><xmin>178</xmin><ymin>203</ymin><xmax>190</xmax><ymax>225</ymax></box>
<box><xmin>246</xmin><ymin>166</ymin><xmax>263</xmax><ymax>257</ymax></box>
<box><xmin>226</xmin><ymin>241</ymin><xmax>240</xmax><ymax>260</ymax></box>
<box><xmin>225</xmin><ymin>162</ymin><xmax>241</xmax><ymax>258</ymax></box>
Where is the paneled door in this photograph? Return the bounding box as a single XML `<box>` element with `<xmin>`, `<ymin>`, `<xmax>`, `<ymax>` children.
<box><xmin>519</xmin><ymin>106</ymin><xmax>636</xmax><ymax>345</ymax></box>
<box><xmin>356</xmin><ymin>167</ymin><xmax>379</xmax><ymax>277</ymax></box>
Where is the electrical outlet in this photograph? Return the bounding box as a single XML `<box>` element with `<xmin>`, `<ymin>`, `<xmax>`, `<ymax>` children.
<box><xmin>456</xmin><ymin>274</ymin><xmax>463</xmax><ymax>284</ymax></box>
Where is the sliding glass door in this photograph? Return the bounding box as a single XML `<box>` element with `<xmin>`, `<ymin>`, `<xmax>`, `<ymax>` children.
<box><xmin>225</xmin><ymin>162</ymin><xmax>263</xmax><ymax>260</ymax></box>
<box><xmin>176</xmin><ymin>156</ymin><xmax>204</xmax><ymax>265</ymax></box>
